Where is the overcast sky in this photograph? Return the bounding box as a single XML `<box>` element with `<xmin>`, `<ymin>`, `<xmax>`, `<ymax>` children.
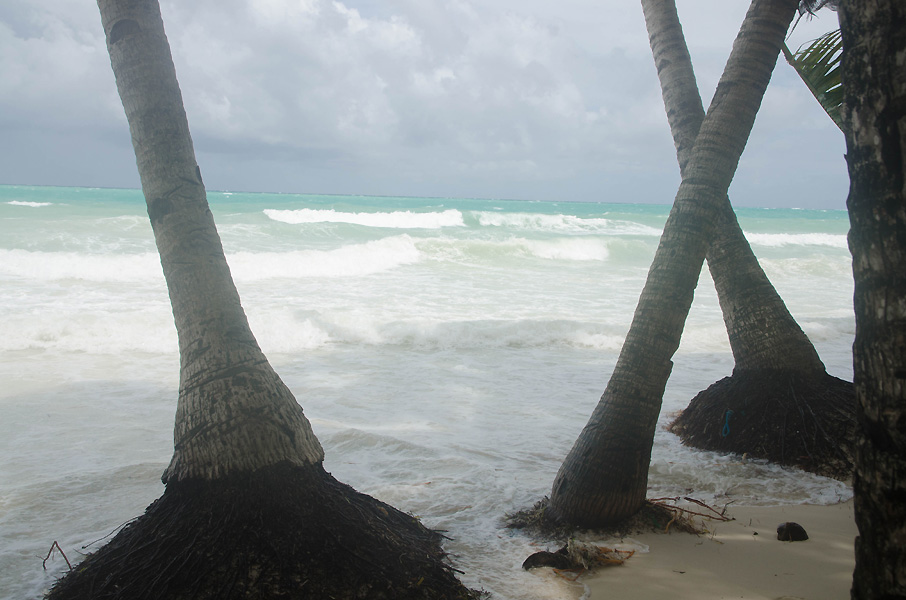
<box><xmin>0</xmin><ymin>1</ymin><xmax>844</xmax><ymax>208</ymax></box>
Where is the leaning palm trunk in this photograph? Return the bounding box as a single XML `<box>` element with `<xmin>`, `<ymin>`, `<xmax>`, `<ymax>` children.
<box><xmin>642</xmin><ymin>0</ymin><xmax>824</xmax><ymax>373</ymax></box>
<box><xmin>47</xmin><ymin>2</ymin><xmax>475</xmax><ymax>598</ymax></box>
<box><xmin>839</xmin><ymin>0</ymin><xmax>906</xmax><ymax>597</ymax></box>
<box><xmin>546</xmin><ymin>0</ymin><xmax>800</xmax><ymax>528</ymax></box>
<box><xmin>644</xmin><ymin>0</ymin><xmax>855</xmax><ymax>479</ymax></box>
<box><xmin>100</xmin><ymin>3</ymin><xmax>324</xmax><ymax>482</ymax></box>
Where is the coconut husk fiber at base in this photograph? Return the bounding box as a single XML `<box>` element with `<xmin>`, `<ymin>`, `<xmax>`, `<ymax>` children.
<box><xmin>47</xmin><ymin>461</ymin><xmax>479</xmax><ymax>600</ymax></box>
<box><xmin>506</xmin><ymin>497</ymin><xmax>704</xmax><ymax>542</ymax></box>
<box><xmin>668</xmin><ymin>369</ymin><xmax>856</xmax><ymax>480</ymax></box>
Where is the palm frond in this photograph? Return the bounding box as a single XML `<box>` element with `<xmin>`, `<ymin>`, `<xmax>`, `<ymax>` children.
<box><xmin>798</xmin><ymin>0</ymin><xmax>838</xmax><ymax>16</ymax></box>
<box><xmin>790</xmin><ymin>1</ymin><xmax>838</xmax><ymax>35</ymax></box>
<box><xmin>782</xmin><ymin>29</ymin><xmax>843</xmax><ymax>130</ymax></box>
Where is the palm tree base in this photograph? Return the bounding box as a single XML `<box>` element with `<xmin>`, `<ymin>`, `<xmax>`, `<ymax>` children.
<box><xmin>506</xmin><ymin>496</ymin><xmax>703</xmax><ymax>540</ymax></box>
<box><xmin>47</xmin><ymin>462</ymin><xmax>478</xmax><ymax>600</ymax></box>
<box><xmin>668</xmin><ymin>369</ymin><xmax>856</xmax><ymax>480</ymax></box>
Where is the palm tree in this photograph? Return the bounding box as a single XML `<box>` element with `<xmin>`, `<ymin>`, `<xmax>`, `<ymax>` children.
<box><xmin>545</xmin><ymin>0</ymin><xmax>801</xmax><ymax>528</ymax></box>
<box><xmin>646</xmin><ymin>0</ymin><xmax>855</xmax><ymax>479</ymax></box>
<box><xmin>48</xmin><ymin>2</ymin><xmax>475</xmax><ymax>598</ymax></box>
<box><xmin>838</xmin><ymin>0</ymin><xmax>906</xmax><ymax>597</ymax></box>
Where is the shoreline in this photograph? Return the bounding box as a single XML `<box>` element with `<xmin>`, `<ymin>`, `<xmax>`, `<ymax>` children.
<box><xmin>578</xmin><ymin>500</ymin><xmax>856</xmax><ymax>600</ymax></box>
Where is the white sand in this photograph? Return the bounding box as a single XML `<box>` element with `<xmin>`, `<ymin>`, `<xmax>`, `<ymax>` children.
<box><xmin>579</xmin><ymin>501</ymin><xmax>856</xmax><ymax>600</ymax></box>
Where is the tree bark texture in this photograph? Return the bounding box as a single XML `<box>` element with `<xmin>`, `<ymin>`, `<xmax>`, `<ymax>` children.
<box><xmin>642</xmin><ymin>0</ymin><xmax>824</xmax><ymax>373</ymax></box>
<box><xmin>98</xmin><ymin>0</ymin><xmax>323</xmax><ymax>482</ymax></box>
<box><xmin>547</xmin><ymin>0</ymin><xmax>799</xmax><ymax>528</ymax></box>
<box><xmin>840</xmin><ymin>1</ymin><xmax>906</xmax><ymax>598</ymax></box>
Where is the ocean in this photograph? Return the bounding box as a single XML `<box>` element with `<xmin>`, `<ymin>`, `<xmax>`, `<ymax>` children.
<box><xmin>0</xmin><ymin>184</ymin><xmax>854</xmax><ymax>599</ymax></box>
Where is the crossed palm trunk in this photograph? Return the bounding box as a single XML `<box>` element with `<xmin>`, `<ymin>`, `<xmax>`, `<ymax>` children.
<box><xmin>546</xmin><ymin>0</ymin><xmax>804</xmax><ymax>528</ymax></box>
<box><xmin>644</xmin><ymin>0</ymin><xmax>855</xmax><ymax>479</ymax></box>
<box><xmin>643</xmin><ymin>0</ymin><xmax>824</xmax><ymax>374</ymax></box>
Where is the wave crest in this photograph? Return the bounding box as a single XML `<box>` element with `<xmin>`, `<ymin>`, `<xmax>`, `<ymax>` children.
<box><xmin>7</xmin><ymin>201</ymin><xmax>53</xmax><ymax>207</ymax></box>
<box><xmin>744</xmin><ymin>231</ymin><xmax>848</xmax><ymax>248</ymax></box>
<box><xmin>264</xmin><ymin>208</ymin><xmax>465</xmax><ymax>229</ymax></box>
<box><xmin>473</xmin><ymin>211</ymin><xmax>662</xmax><ymax>235</ymax></box>
<box><xmin>0</xmin><ymin>236</ymin><xmax>422</xmax><ymax>283</ymax></box>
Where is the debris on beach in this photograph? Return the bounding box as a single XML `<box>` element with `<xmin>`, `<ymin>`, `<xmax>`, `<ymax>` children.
<box><xmin>566</xmin><ymin>539</ymin><xmax>635</xmax><ymax>569</ymax></box>
<box><xmin>648</xmin><ymin>496</ymin><xmax>734</xmax><ymax>533</ymax></box>
<box><xmin>523</xmin><ymin>539</ymin><xmax>634</xmax><ymax>575</ymax></box>
<box><xmin>777</xmin><ymin>521</ymin><xmax>809</xmax><ymax>541</ymax></box>
<box><xmin>522</xmin><ymin>547</ymin><xmax>574</xmax><ymax>570</ymax></box>
<box><xmin>506</xmin><ymin>495</ymin><xmax>717</xmax><ymax>539</ymax></box>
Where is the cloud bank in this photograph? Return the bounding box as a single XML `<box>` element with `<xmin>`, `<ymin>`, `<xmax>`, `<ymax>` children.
<box><xmin>0</xmin><ymin>0</ymin><xmax>845</xmax><ymax>208</ymax></box>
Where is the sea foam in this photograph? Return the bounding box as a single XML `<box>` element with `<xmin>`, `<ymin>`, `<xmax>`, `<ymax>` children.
<box><xmin>0</xmin><ymin>187</ymin><xmax>855</xmax><ymax>600</ymax></box>
<box><xmin>263</xmin><ymin>208</ymin><xmax>465</xmax><ymax>229</ymax></box>
<box><xmin>744</xmin><ymin>231</ymin><xmax>848</xmax><ymax>248</ymax></box>
<box><xmin>473</xmin><ymin>211</ymin><xmax>663</xmax><ymax>235</ymax></box>
<box><xmin>0</xmin><ymin>236</ymin><xmax>422</xmax><ymax>283</ymax></box>
<box><xmin>227</xmin><ymin>235</ymin><xmax>422</xmax><ymax>279</ymax></box>
<box><xmin>420</xmin><ymin>236</ymin><xmax>613</xmax><ymax>262</ymax></box>
<box><xmin>0</xmin><ymin>249</ymin><xmax>162</xmax><ymax>282</ymax></box>
<box><xmin>7</xmin><ymin>201</ymin><xmax>53</xmax><ymax>207</ymax></box>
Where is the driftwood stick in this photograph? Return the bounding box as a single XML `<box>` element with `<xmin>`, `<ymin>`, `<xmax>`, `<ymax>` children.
<box><xmin>648</xmin><ymin>497</ymin><xmax>733</xmax><ymax>522</ymax></box>
<box><xmin>683</xmin><ymin>496</ymin><xmax>734</xmax><ymax>520</ymax></box>
<box><xmin>43</xmin><ymin>541</ymin><xmax>72</xmax><ymax>571</ymax></box>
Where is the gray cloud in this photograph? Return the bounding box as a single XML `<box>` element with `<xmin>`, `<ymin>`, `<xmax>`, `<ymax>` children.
<box><xmin>0</xmin><ymin>0</ymin><xmax>845</xmax><ymax>208</ymax></box>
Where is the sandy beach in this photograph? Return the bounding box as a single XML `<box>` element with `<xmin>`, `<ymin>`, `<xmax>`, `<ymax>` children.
<box><xmin>579</xmin><ymin>500</ymin><xmax>856</xmax><ymax>600</ymax></box>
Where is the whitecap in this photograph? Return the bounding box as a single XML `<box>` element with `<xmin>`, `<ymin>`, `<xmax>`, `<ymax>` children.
<box><xmin>415</xmin><ymin>236</ymin><xmax>613</xmax><ymax>263</ymax></box>
<box><xmin>474</xmin><ymin>211</ymin><xmax>663</xmax><ymax>236</ymax></box>
<box><xmin>744</xmin><ymin>231</ymin><xmax>848</xmax><ymax>248</ymax></box>
<box><xmin>7</xmin><ymin>200</ymin><xmax>53</xmax><ymax>207</ymax></box>
<box><xmin>263</xmin><ymin>208</ymin><xmax>464</xmax><ymax>229</ymax></box>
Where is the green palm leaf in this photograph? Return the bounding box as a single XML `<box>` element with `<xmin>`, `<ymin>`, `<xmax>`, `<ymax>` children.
<box><xmin>782</xmin><ymin>29</ymin><xmax>843</xmax><ymax>130</ymax></box>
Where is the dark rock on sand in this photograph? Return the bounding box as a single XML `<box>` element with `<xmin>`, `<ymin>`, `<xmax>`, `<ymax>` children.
<box><xmin>523</xmin><ymin>547</ymin><xmax>573</xmax><ymax>570</ymax></box>
<box><xmin>777</xmin><ymin>521</ymin><xmax>809</xmax><ymax>541</ymax></box>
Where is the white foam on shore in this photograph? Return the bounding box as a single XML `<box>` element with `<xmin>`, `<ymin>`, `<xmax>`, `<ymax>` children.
<box><xmin>0</xmin><ymin>189</ymin><xmax>855</xmax><ymax>600</ymax></box>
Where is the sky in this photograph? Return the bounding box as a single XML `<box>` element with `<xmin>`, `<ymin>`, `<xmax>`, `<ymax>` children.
<box><xmin>0</xmin><ymin>1</ymin><xmax>845</xmax><ymax>209</ymax></box>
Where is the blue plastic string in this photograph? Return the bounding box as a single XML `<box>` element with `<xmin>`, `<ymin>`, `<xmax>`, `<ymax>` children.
<box><xmin>721</xmin><ymin>409</ymin><xmax>734</xmax><ymax>438</ymax></box>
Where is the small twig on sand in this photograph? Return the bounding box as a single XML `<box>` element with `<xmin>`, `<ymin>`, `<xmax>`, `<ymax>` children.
<box><xmin>648</xmin><ymin>496</ymin><xmax>734</xmax><ymax>522</ymax></box>
<box><xmin>43</xmin><ymin>541</ymin><xmax>72</xmax><ymax>571</ymax></box>
<box><xmin>682</xmin><ymin>497</ymin><xmax>734</xmax><ymax>521</ymax></box>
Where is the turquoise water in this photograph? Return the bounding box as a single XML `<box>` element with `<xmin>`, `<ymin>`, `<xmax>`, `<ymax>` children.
<box><xmin>0</xmin><ymin>184</ymin><xmax>853</xmax><ymax>599</ymax></box>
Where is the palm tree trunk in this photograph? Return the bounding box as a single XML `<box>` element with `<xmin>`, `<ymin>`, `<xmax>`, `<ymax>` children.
<box><xmin>95</xmin><ymin>0</ymin><xmax>324</xmax><ymax>482</ymax></box>
<box><xmin>546</xmin><ymin>0</ymin><xmax>800</xmax><ymax>528</ymax></box>
<box><xmin>47</xmin><ymin>2</ymin><xmax>475</xmax><ymax>597</ymax></box>
<box><xmin>644</xmin><ymin>0</ymin><xmax>855</xmax><ymax>479</ymax></box>
<box><xmin>839</xmin><ymin>1</ymin><xmax>906</xmax><ymax>597</ymax></box>
<box><xmin>643</xmin><ymin>0</ymin><xmax>824</xmax><ymax>372</ymax></box>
